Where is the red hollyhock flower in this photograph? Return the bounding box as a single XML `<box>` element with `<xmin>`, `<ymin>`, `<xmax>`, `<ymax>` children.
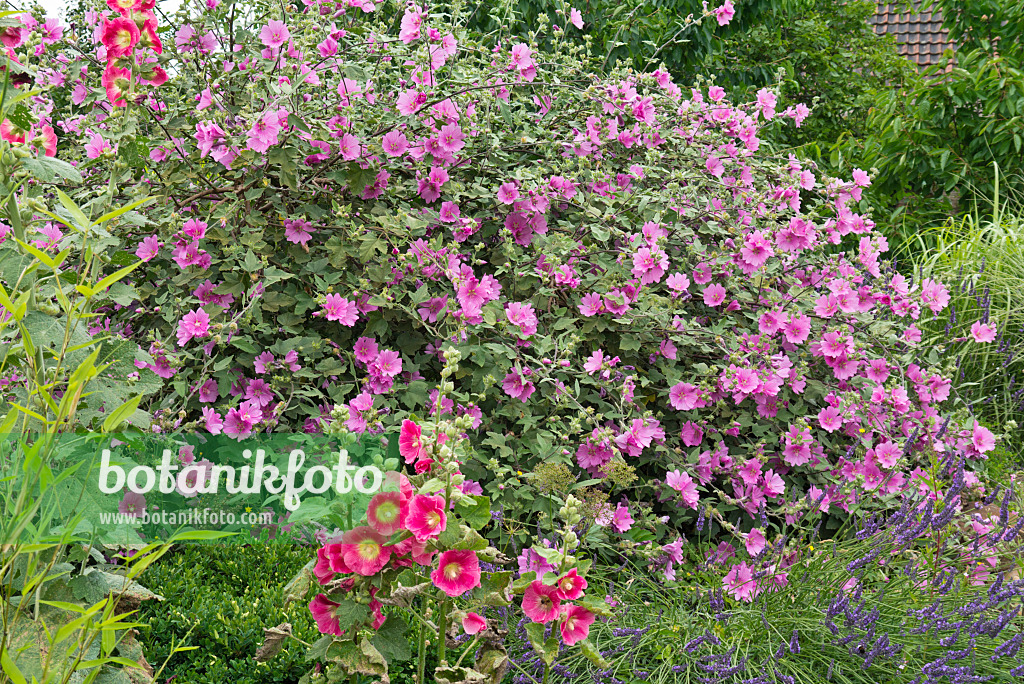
<box><xmin>101</xmin><ymin>64</ymin><xmax>132</xmax><ymax>107</ymax></box>
<box><xmin>101</xmin><ymin>17</ymin><xmax>140</xmax><ymax>60</ymax></box>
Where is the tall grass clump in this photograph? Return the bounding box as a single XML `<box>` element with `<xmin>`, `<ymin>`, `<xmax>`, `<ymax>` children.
<box><xmin>915</xmin><ymin>171</ymin><xmax>1024</xmax><ymax>459</ymax></box>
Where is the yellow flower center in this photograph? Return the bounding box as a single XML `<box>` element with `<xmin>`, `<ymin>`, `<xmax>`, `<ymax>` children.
<box><xmin>358</xmin><ymin>539</ymin><xmax>380</xmax><ymax>560</ymax></box>
<box><xmin>444</xmin><ymin>562</ymin><xmax>460</xmax><ymax>580</ymax></box>
<box><xmin>115</xmin><ymin>28</ymin><xmax>133</xmax><ymax>49</ymax></box>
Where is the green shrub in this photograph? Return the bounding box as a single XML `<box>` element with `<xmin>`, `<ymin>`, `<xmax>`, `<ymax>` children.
<box><xmin>136</xmin><ymin>543</ymin><xmax>420</xmax><ymax>684</ymax></box>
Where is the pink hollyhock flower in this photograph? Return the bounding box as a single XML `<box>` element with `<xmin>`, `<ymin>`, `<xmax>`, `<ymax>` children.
<box><xmin>118</xmin><ymin>491</ymin><xmax>146</xmax><ymax>517</ymax></box>
<box><xmin>431</xmin><ymin>549</ymin><xmax>481</xmax><ymax>597</ymax></box>
<box><xmin>866</xmin><ymin>358</ymin><xmax>890</xmax><ymax>383</ymax></box>
<box><xmin>101</xmin><ymin>17</ymin><xmax>139</xmax><ymax>59</ymax></box>
<box><xmin>631</xmin><ymin>247</ymin><xmax>669</xmax><ymax>285</ymax></box>
<box><xmin>341</xmin><ymin>526</ymin><xmax>392</xmax><ymax>576</ymax></box>
<box><xmin>399</xmin><ymin>419</ymin><xmax>429</xmax><ymax>463</ymax></box>
<box><xmin>366</xmin><ymin>491</ymin><xmax>407</xmax><ymax>536</ymax></box>
<box><xmin>703</xmin><ymin>283</ymin><xmax>727</xmax><ymax>306</ymax></box>
<box><xmin>308</xmin><ymin>594</ymin><xmax>343</xmax><ymax>635</ymax></box>
<box><xmin>971</xmin><ymin>321</ymin><xmax>997</xmax><ymax>343</ymax></box>
<box><xmin>312</xmin><ymin>547</ymin><xmax>336</xmax><ymax>584</ymax></box>
<box><xmin>569</xmin><ymin>7</ymin><xmax>584</xmax><ymax>28</ymax></box>
<box><xmin>437</xmin><ymin>123</ymin><xmax>465</xmax><ymax>152</ymax></box>
<box><xmin>259</xmin><ymin>20</ymin><xmax>289</xmax><ymax>48</ymax></box>
<box><xmin>439</xmin><ymin>201</ymin><xmax>460</xmax><ymax>222</ymax></box>
<box><xmin>323</xmin><ymin>543</ymin><xmax>352</xmax><ymax>574</ymax></box>
<box><xmin>971</xmin><ymin>421</ymin><xmax>995</xmax><ymax>454</ymax></box>
<box><xmin>920</xmin><ymin>278</ymin><xmax>950</xmax><ymax>313</ymax></box>
<box><xmin>176</xmin><ymin>308</ymin><xmax>210</xmax><ymax>346</ymax></box>
<box><xmin>559</xmin><ymin>605</ymin><xmax>595</xmax><ymax>645</ymax></box>
<box><xmin>666</xmin><ymin>470</ymin><xmax>700</xmax><ymax>509</ymax></box>
<box><xmin>745</xmin><ymin>529</ymin><xmax>766</xmax><ymax>556</ymax></box>
<box><xmin>102</xmin><ymin>64</ymin><xmax>132</xmax><ymax>107</ymax></box>
<box><xmin>462</xmin><ymin>612</ymin><xmax>487</xmax><ymax>635</ymax></box>
<box><xmin>406</xmin><ymin>494</ymin><xmax>446</xmax><ymax>540</ymax></box>
<box><xmin>723</xmin><ymin>561</ymin><xmax>756</xmax><ymax>601</ymax></box>
<box><xmin>322</xmin><ymin>294</ymin><xmax>359</xmax><ymax>325</ymax></box>
<box><xmin>135</xmin><ymin>234</ymin><xmax>161</xmax><ymax>261</ymax></box>
<box><xmin>522</xmin><ymin>581</ymin><xmax>561</xmax><ymax>623</ymax></box>
<box><xmin>555</xmin><ymin>569</ymin><xmax>587</xmax><ymax>600</ymax></box>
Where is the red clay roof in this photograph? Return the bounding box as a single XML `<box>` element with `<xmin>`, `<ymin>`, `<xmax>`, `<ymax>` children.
<box><xmin>870</xmin><ymin>1</ymin><xmax>955</xmax><ymax>69</ymax></box>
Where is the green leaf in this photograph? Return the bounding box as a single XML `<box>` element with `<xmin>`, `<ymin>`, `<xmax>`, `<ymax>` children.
<box><xmin>333</xmin><ymin>599</ymin><xmax>370</xmax><ymax>633</ymax></box>
<box><xmin>370</xmin><ymin>615</ymin><xmax>411</xmax><ymax>662</ymax></box>
<box><xmin>21</xmin><ymin>157</ymin><xmax>83</xmax><ymax>184</ymax></box>
<box><xmin>102</xmin><ymin>395</ymin><xmax>142</xmax><ymax>433</ymax></box>
<box><xmin>454</xmin><ymin>495</ymin><xmax>491</xmax><ymax>530</ymax></box>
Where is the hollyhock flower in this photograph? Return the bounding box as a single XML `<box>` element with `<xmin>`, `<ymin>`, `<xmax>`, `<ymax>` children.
<box><xmin>406</xmin><ymin>494</ymin><xmax>446</xmax><ymax>540</ymax></box>
<box><xmin>118</xmin><ymin>491</ymin><xmax>146</xmax><ymax>517</ymax></box>
<box><xmin>101</xmin><ymin>17</ymin><xmax>139</xmax><ymax>59</ymax></box>
<box><xmin>971</xmin><ymin>321</ymin><xmax>997</xmax><ymax>343</ymax></box>
<box><xmin>919</xmin><ymin>278</ymin><xmax>950</xmax><ymax>313</ymax></box>
<box><xmin>666</xmin><ymin>470</ymin><xmax>700</xmax><ymax>509</ymax></box>
<box><xmin>703</xmin><ymin>283</ymin><xmax>727</xmax><ymax>306</ymax></box>
<box><xmin>723</xmin><ymin>561</ymin><xmax>756</xmax><ymax>601</ymax></box>
<box><xmin>431</xmin><ymin>549</ymin><xmax>481</xmax><ymax>597</ymax></box>
<box><xmin>555</xmin><ymin>569</ymin><xmax>587</xmax><ymax>600</ymax></box>
<box><xmin>399</xmin><ymin>419</ymin><xmax>429</xmax><ymax>463</ymax></box>
<box><xmin>176</xmin><ymin>308</ymin><xmax>210</xmax><ymax>346</ymax></box>
<box><xmin>102</xmin><ymin>64</ymin><xmax>132</xmax><ymax>107</ymax></box>
<box><xmin>522</xmin><ymin>581</ymin><xmax>561</xmax><ymax>623</ymax></box>
<box><xmin>202</xmin><ymin>408</ymin><xmax>223</xmax><ymax>434</ymax></box>
<box><xmin>135</xmin><ymin>234</ymin><xmax>161</xmax><ymax>261</ymax></box>
<box><xmin>502</xmin><ymin>369</ymin><xmax>536</xmax><ymax>402</ymax></box>
<box><xmin>341</xmin><ymin>526</ymin><xmax>392</xmax><ymax>576</ymax></box>
<box><xmin>308</xmin><ymin>594</ymin><xmax>344</xmax><ymax>636</ymax></box>
<box><xmin>322</xmin><ymin>294</ymin><xmax>359</xmax><ymax>325</ymax></box>
<box><xmin>260</xmin><ymin>20</ymin><xmax>289</xmax><ymax>48</ymax></box>
<box><xmin>463</xmin><ymin>612</ymin><xmax>487</xmax><ymax>635</ymax></box>
<box><xmin>29</xmin><ymin>125</ymin><xmax>57</xmax><ymax>157</ymax></box>
<box><xmin>559</xmin><ymin>605</ymin><xmax>595</xmax><ymax>645</ymax></box>
<box><xmin>631</xmin><ymin>247</ymin><xmax>669</xmax><ymax>285</ymax></box>
<box><xmin>366</xmin><ymin>491</ymin><xmax>407</xmax><ymax>536</ymax></box>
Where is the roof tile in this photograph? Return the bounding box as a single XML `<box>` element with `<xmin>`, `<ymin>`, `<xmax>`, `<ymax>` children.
<box><xmin>872</xmin><ymin>1</ymin><xmax>955</xmax><ymax>69</ymax></box>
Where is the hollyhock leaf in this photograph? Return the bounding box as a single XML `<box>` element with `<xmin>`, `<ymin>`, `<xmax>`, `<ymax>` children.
<box><xmin>436</xmin><ymin>521</ymin><xmax>463</xmax><ymax>548</ymax></box>
<box><xmin>579</xmin><ymin>639</ymin><xmax>610</xmax><ymax>668</ymax></box>
<box><xmin>433</xmin><ymin>665</ymin><xmax>488</xmax><ymax>684</ymax></box>
<box><xmin>283</xmin><ymin>560</ymin><xmax>315</xmax><ymax>604</ymax></box>
<box><xmin>577</xmin><ymin>594</ymin><xmax>613</xmax><ymax>617</ymax></box>
<box><xmin>371</xmin><ymin>614</ymin><xmax>411</xmax><ymax>662</ymax></box>
<box><xmin>455</xmin><ymin>495</ymin><xmax>491</xmax><ymax>530</ymax></box>
<box><xmin>21</xmin><ymin>157</ymin><xmax>83</xmax><ymax>184</ymax></box>
<box><xmin>286</xmin><ymin>113</ymin><xmax>310</xmax><ymax>133</ymax></box>
<box><xmin>327</xmin><ymin>599</ymin><xmax>370</xmax><ymax>634</ymax></box>
<box><xmin>304</xmin><ymin>635</ymin><xmax>343</xmax><ymax>663</ymax></box>
<box><xmin>511</xmin><ymin>572</ymin><xmax>537</xmax><ymax>593</ymax></box>
<box><xmin>472</xmin><ymin>571</ymin><xmax>513</xmax><ymax>606</ymax></box>
<box><xmin>453</xmin><ymin>527</ymin><xmax>489</xmax><ymax>552</ymax></box>
<box><xmin>332</xmin><ymin>638</ymin><xmax>387</xmax><ymax>680</ymax></box>
<box><xmin>524</xmin><ymin>622</ymin><xmax>554</xmax><ymax>661</ymax></box>
<box><xmin>474</xmin><ymin>647</ymin><xmax>510</xmax><ymax>684</ymax></box>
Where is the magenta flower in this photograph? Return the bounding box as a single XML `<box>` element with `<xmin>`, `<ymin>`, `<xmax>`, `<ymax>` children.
<box><xmin>723</xmin><ymin>561</ymin><xmax>756</xmax><ymax>602</ymax></box>
<box><xmin>745</xmin><ymin>529</ymin><xmax>766</xmax><ymax>556</ymax></box>
<box><xmin>340</xmin><ymin>526</ymin><xmax>392</xmax><ymax>576</ymax></box>
<box><xmin>505</xmin><ymin>301</ymin><xmax>538</xmax><ymax>337</ymax></box>
<box><xmin>496</xmin><ymin>181</ymin><xmax>519</xmax><ymax>204</ymax></box>
<box><xmin>399</xmin><ymin>419</ymin><xmax>428</xmax><ymax>463</ymax></box>
<box><xmin>569</xmin><ymin>7</ymin><xmax>584</xmax><ymax>28</ymax></box>
<box><xmin>366</xmin><ymin>491</ymin><xmax>407</xmax><ymax>536</ymax></box>
<box><xmin>462</xmin><ymin>612</ymin><xmax>487</xmax><ymax>635</ymax></box>
<box><xmin>555</xmin><ymin>569</ymin><xmax>587</xmax><ymax>601</ymax></box>
<box><xmin>666</xmin><ymin>469</ymin><xmax>700</xmax><ymax>509</ymax></box>
<box><xmin>817</xmin><ymin>406</ymin><xmax>843</xmax><ymax>432</ymax></box>
<box><xmin>522</xmin><ymin>581</ymin><xmax>561</xmax><ymax>623</ymax></box>
<box><xmin>971</xmin><ymin>421</ymin><xmax>995</xmax><ymax>454</ymax></box>
<box><xmin>382</xmin><ymin>130</ymin><xmax>409</xmax><ymax>157</ymax></box>
<box><xmin>176</xmin><ymin>308</ymin><xmax>210</xmax><ymax>346</ymax></box>
<box><xmin>135</xmin><ymin>234</ymin><xmax>161</xmax><ymax>261</ymax></box>
<box><xmin>259</xmin><ymin>20</ymin><xmax>289</xmax><ymax>48</ymax></box>
<box><xmin>703</xmin><ymin>283</ymin><xmax>727</xmax><ymax>306</ymax></box>
<box><xmin>970</xmin><ymin>321</ymin><xmax>997</xmax><ymax>343</ymax></box>
<box><xmin>406</xmin><ymin>494</ymin><xmax>446</xmax><ymax>541</ymax></box>
<box><xmin>559</xmin><ymin>605</ymin><xmax>595</xmax><ymax>645</ymax></box>
<box><xmin>118</xmin><ymin>491</ymin><xmax>146</xmax><ymax>518</ymax></box>
<box><xmin>668</xmin><ymin>382</ymin><xmax>700</xmax><ymax>411</ymax></box>
<box><xmin>322</xmin><ymin>294</ymin><xmax>359</xmax><ymax>325</ymax></box>
<box><xmin>431</xmin><ymin>549</ymin><xmax>481</xmax><ymax>597</ymax></box>
<box><xmin>354</xmin><ymin>337</ymin><xmax>379</xmax><ymax>364</ymax></box>
<box><xmin>611</xmin><ymin>501</ymin><xmax>633</xmax><ymax>533</ymax></box>
<box><xmin>308</xmin><ymin>594</ymin><xmax>343</xmax><ymax>635</ymax></box>
<box><xmin>874</xmin><ymin>441</ymin><xmax>901</xmax><ymax>468</ymax></box>
<box><xmin>198</xmin><ymin>378</ymin><xmax>219</xmax><ymax>403</ymax></box>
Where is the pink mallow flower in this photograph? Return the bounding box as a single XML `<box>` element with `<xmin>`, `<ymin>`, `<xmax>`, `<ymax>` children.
<box><xmin>971</xmin><ymin>321</ymin><xmax>997</xmax><ymax>343</ymax></box>
<box><xmin>522</xmin><ymin>581</ymin><xmax>561</xmax><ymax>623</ymax></box>
<box><xmin>462</xmin><ymin>612</ymin><xmax>487</xmax><ymax>635</ymax></box>
<box><xmin>176</xmin><ymin>308</ymin><xmax>210</xmax><ymax>346</ymax></box>
<box><xmin>559</xmin><ymin>605</ymin><xmax>595</xmax><ymax>645</ymax></box>
<box><xmin>431</xmin><ymin>549</ymin><xmax>481</xmax><ymax>597</ymax></box>
<box><xmin>723</xmin><ymin>561</ymin><xmax>756</xmax><ymax>602</ymax></box>
<box><xmin>340</xmin><ymin>526</ymin><xmax>392</xmax><ymax>576</ymax></box>
<box><xmin>406</xmin><ymin>494</ymin><xmax>446</xmax><ymax>541</ymax></box>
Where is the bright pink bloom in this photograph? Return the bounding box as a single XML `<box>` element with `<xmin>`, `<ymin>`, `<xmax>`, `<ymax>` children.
<box><xmin>366</xmin><ymin>491</ymin><xmax>407</xmax><ymax>536</ymax></box>
<box><xmin>259</xmin><ymin>20</ymin><xmax>289</xmax><ymax>48</ymax></box>
<box><xmin>522</xmin><ymin>581</ymin><xmax>561</xmax><ymax>623</ymax></box>
<box><xmin>703</xmin><ymin>283</ymin><xmax>727</xmax><ymax>306</ymax></box>
<box><xmin>135</xmin><ymin>234</ymin><xmax>161</xmax><ymax>261</ymax></box>
<box><xmin>559</xmin><ymin>605</ymin><xmax>595</xmax><ymax>645</ymax></box>
<box><xmin>340</xmin><ymin>526</ymin><xmax>392</xmax><ymax>576</ymax></box>
<box><xmin>666</xmin><ymin>469</ymin><xmax>700</xmax><ymax>509</ymax></box>
<box><xmin>462</xmin><ymin>612</ymin><xmax>487</xmax><ymax>635</ymax></box>
<box><xmin>322</xmin><ymin>294</ymin><xmax>359</xmax><ymax>325</ymax></box>
<box><xmin>972</xmin><ymin>421</ymin><xmax>996</xmax><ymax>454</ymax></box>
<box><xmin>399</xmin><ymin>419</ymin><xmax>429</xmax><ymax>463</ymax></box>
<box><xmin>723</xmin><ymin>561</ymin><xmax>756</xmax><ymax>602</ymax></box>
<box><xmin>406</xmin><ymin>494</ymin><xmax>446</xmax><ymax>541</ymax></box>
<box><xmin>431</xmin><ymin>549</ymin><xmax>481</xmax><ymax>597</ymax></box>
<box><xmin>101</xmin><ymin>17</ymin><xmax>139</xmax><ymax>59</ymax></box>
<box><xmin>308</xmin><ymin>594</ymin><xmax>343</xmax><ymax>635</ymax></box>
<box><xmin>555</xmin><ymin>569</ymin><xmax>587</xmax><ymax>600</ymax></box>
<box><xmin>971</xmin><ymin>321</ymin><xmax>997</xmax><ymax>343</ymax></box>
<box><xmin>745</xmin><ymin>529</ymin><xmax>766</xmax><ymax>556</ymax></box>
<box><xmin>176</xmin><ymin>308</ymin><xmax>210</xmax><ymax>346</ymax></box>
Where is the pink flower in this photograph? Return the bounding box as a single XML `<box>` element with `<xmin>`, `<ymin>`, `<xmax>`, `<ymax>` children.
<box><xmin>669</xmin><ymin>382</ymin><xmax>700</xmax><ymax>411</ymax></box>
<box><xmin>101</xmin><ymin>17</ymin><xmax>139</xmax><ymax>59</ymax></box>
<box><xmin>559</xmin><ymin>605</ymin><xmax>595</xmax><ymax>645</ymax></box>
<box><xmin>971</xmin><ymin>421</ymin><xmax>996</xmax><ymax>454</ymax></box>
<box><xmin>322</xmin><ymin>294</ymin><xmax>359</xmax><ymax>325</ymax></box>
<box><xmin>382</xmin><ymin>130</ymin><xmax>409</xmax><ymax>157</ymax></box>
<box><xmin>555</xmin><ymin>569</ymin><xmax>587</xmax><ymax>600</ymax></box>
<box><xmin>354</xmin><ymin>337</ymin><xmax>379</xmax><ymax>364</ymax></box>
<box><xmin>399</xmin><ymin>419</ymin><xmax>428</xmax><ymax>463</ymax></box>
<box><xmin>818</xmin><ymin>406</ymin><xmax>843</xmax><ymax>433</ymax></box>
<box><xmin>714</xmin><ymin>0</ymin><xmax>735</xmax><ymax>25</ymax></box>
<box><xmin>308</xmin><ymin>594</ymin><xmax>343</xmax><ymax>635</ymax></box>
<box><xmin>259</xmin><ymin>20</ymin><xmax>289</xmax><ymax>48</ymax></box>
<box><xmin>198</xmin><ymin>379</ymin><xmax>219</xmax><ymax>403</ymax></box>
<box><xmin>366</xmin><ymin>491</ymin><xmax>407</xmax><ymax>536</ymax></box>
<box><xmin>874</xmin><ymin>441</ymin><xmax>901</xmax><ymax>468</ymax></box>
<box><xmin>723</xmin><ymin>561</ymin><xmax>756</xmax><ymax>602</ymax></box>
<box><xmin>462</xmin><ymin>612</ymin><xmax>487</xmax><ymax>635</ymax></box>
<box><xmin>340</xmin><ymin>526</ymin><xmax>392</xmax><ymax>576</ymax></box>
<box><xmin>666</xmin><ymin>470</ymin><xmax>700</xmax><ymax>509</ymax></box>
<box><xmin>666</xmin><ymin>272</ymin><xmax>690</xmax><ymax>293</ymax></box>
<box><xmin>612</xmin><ymin>501</ymin><xmax>633</xmax><ymax>533</ymax></box>
<box><xmin>971</xmin><ymin>321</ymin><xmax>997</xmax><ymax>343</ymax></box>
<box><xmin>782</xmin><ymin>314</ymin><xmax>811</xmax><ymax>344</ymax></box>
<box><xmin>505</xmin><ymin>301</ymin><xmax>538</xmax><ymax>337</ymax></box>
<box><xmin>569</xmin><ymin>7</ymin><xmax>584</xmax><ymax>28</ymax></box>
<box><xmin>406</xmin><ymin>494</ymin><xmax>446</xmax><ymax>541</ymax></box>
<box><xmin>745</xmin><ymin>529</ymin><xmax>766</xmax><ymax>556</ymax></box>
<box><xmin>703</xmin><ymin>283</ymin><xmax>727</xmax><ymax>306</ymax></box>
<box><xmin>496</xmin><ymin>182</ymin><xmax>519</xmax><ymax>204</ymax></box>
<box><xmin>176</xmin><ymin>308</ymin><xmax>210</xmax><ymax>346</ymax></box>
<box><xmin>135</xmin><ymin>234</ymin><xmax>161</xmax><ymax>261</ymax></box>
<box><xmin>522</xmin><ymin>581</ymin><xmax>561</xmax><ymax>623</ymax></box>
<box><xmin>705</xmin><ymin>156</ymin><xmax>724</xmax><ymax>178</ymax></box>
<box><xmin>431</xmin><ymin>549</ymin><xmax>481</xmax><ymax>597</ymax></box>
<box><xmin>578</xmin><ymin>293</ymin><xmax>604</xmax><ymax>316</ymax></box>
<box><xmin>118</xmin><ymin>491</ymin><xmax>146</xmax><ymax>517</ymax></box>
